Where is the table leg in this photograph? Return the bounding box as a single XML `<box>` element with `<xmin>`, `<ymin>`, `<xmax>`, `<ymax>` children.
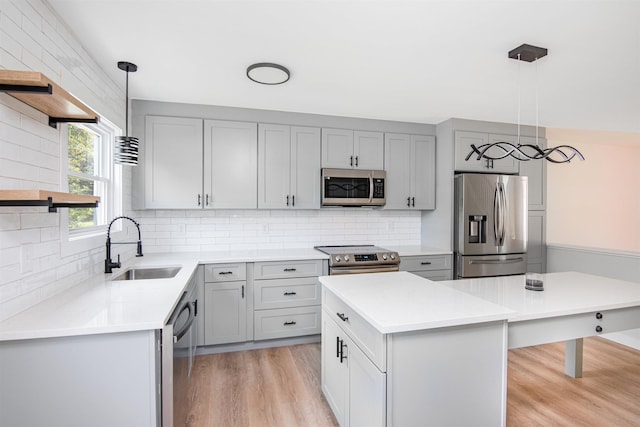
<box><xmin>565</xmin><ymin>338</ymin><xmax>584</xmax><ymax>378</ymax></box>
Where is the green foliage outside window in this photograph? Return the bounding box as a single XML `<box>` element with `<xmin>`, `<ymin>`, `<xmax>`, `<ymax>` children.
<box><xmin>68</xmin><ymin>125</ymin><xmax>99</xmax><ymax>229</ymax></box>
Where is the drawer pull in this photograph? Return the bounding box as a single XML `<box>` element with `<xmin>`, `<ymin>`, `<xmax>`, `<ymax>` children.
<box><xmin>336</xmin><ymin>336</ymin><xmax>341</xmax><ymax>358</ymax></box>
<box><xmin>595</xmin><ymin>312</ymin><xmax>603</xmax><ymax>320</ymax></box>
<box><xmin>283</xmin><ymin>321</ymin><xmax>297</xmax><ymax>326</ymax></box>
<box><xmin>218</xmin><ymin>271</ymin><xmax>233</xmax><ymax>275</ymax></box>
<box><xmin>336</xmin><ymin>312</ymin><xmax>349</xmax><ymax>322</ymax></box>
<box><xmin>283</xmin><ymin>268</ymin><xmax>297</xmax><ymax>272</ymax></box>
<box><xmin>596</xmin><ymin>325</ymin><xmax>603</xmax><ymax>333</ymax></box>
<box><xmin>421</xmin><ymin>261</ymin><xmax>432</xmax><ymax>265</ymax></box>
<box><xmin>340</xmin><ymin>342</ymin><xmax>347</xmax><ymax>363</ymax></box>
<box><xmin>283</xmin><ymin>291</ymin><xmax>297</xmax><ymax>296</ymax></box>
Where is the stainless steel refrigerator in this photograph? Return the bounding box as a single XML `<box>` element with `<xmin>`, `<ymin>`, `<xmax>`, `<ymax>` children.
<box><xmin>454</xmin><ymin>173</ymin><xmax>528</xmax><ymax>278</ymax></box>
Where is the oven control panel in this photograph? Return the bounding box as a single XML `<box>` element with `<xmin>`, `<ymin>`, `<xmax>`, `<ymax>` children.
<box><xmin>331</xmin><ymin>251</ymin><xmax>398</xmax><ymax>267</ymax></box>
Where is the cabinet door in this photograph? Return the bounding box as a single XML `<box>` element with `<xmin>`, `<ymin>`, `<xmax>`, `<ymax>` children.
<box><xmin>322</xmin><ymin>314</ymin><xmax>349</xmax><ymax>426</ymax></box>
<box><xmin>322</xmin><ymin>128</ymin><xmax>354</xmax><ymax>168</ymax></box>
<box><xmin>527</xmin><ymin>211</ymin><xmax>546</xmax><ymax>272</ymax></box>
<box><xmin>518</xmin><ymin>136</ymin><xmax>546</xmax><ymax>210</ymax></box>
<box><xmin>143</xmin><ymin>116</ymin><xmax>203</xmax><ymax>209</ymax></box>
<box><xmin>454</xmin><ymin>131</ymin><xmax>519</xmax><ymax>174</ymax></box>
<box><xmin>487</xmin><ymin>133</ymin><xmax>520</xmax><ymax>174</ymax></box>
<box><xmin>353</xmin><ymin>130</ymin><xmax>384</xmax><ymax>169</ymax></box>
<box><xmin>204</xmin><ymin>281</ymin><xmax>247</xmax><ymax>345</ymax></box>
<box><xmin>348</xmin><ymin>337</ymin><xmax>386</xmax><ymax>427</ymax></box>
<box><xmin>384</xmin><ymin>133</ymin><xmax>412</xmax><ymax>209</ymax></box>
<box><xmin>411</xmin><ymin>134</ymin><xmax>436</xmax><ymax>209</ymax></box>
<box><xmin>290</xmin><ymin>126</ymin><xmax>321</xmax><ymax>209</ymax></box>
<box><xmin>204</xmin><ymin>120</ymin><xmax>257</xmax><ymax>209</ymax></box>
<box><xmin>258</xmin><ymin>124</ymin><xmax>291</xmax><ymax>209</ymax></box>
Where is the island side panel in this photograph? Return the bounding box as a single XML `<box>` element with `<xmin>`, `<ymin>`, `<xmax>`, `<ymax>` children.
<box><xmin>387</xmin><ymin>320</ymin><xmax>508</xmax><ymax>427</ymax></box>
<box><xmin>0</xmin><ymin>330</ymin><xmax>159</xmax><ymax>427</ymax></box>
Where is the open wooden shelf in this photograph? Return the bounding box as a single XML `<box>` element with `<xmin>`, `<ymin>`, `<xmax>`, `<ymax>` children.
<box><xmin>0</xmin><ymin>190</ymin><xmax>100</xmax><ymax>212</ymax></box>
<box><xmin>0</xmin><ymin>70</ymin><xmax>99</xmax><ymax>128</ymax></box>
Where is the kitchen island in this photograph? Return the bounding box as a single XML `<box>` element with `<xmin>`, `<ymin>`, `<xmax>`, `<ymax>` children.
<box><xmin>319</xmin><ymin>271</ymin><xmax>640</xmax><ymax>427</ymax></box>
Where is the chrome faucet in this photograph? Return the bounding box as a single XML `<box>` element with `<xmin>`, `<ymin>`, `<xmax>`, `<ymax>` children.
<box><xmin>105</xmin><ymin>215</ymin><xmax>143</xmax><ymax>273</ymax></box>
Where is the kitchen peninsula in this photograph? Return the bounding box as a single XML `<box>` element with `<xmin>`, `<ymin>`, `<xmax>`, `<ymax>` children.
<box><xmin>320</xmin><ymin>271</ymin><xmax>640</xmax><ymax>427</ymax></box>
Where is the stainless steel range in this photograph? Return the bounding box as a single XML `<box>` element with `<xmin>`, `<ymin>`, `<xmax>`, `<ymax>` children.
<box><xmin>314</xmin><ymin>245</ymin><xmax>400</xmax><ymax>275</ymax></box>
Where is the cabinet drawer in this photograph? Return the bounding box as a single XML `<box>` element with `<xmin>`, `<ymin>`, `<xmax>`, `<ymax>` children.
<box><xmin>254</xmin><ymin>277</ymin><xmax>320</xmax><ymax>309</ymax></box>
<box><xmin>254</xmin><ymin>259</ymin><xmax>324</xmax><ymax>279</ymax></box>
<box><xmin>204</xmin><ymin>263</ymin><xmax>246</xmax><ymax>282</ymax></box>
<box><xmin>254</xmin><ymin>306</ymin><xmax>321</xmax><ymax>340</ymax></box>
<box><xmin>400</xmin><ymin>255</ymin><xmax>452</xmax><ymax>272</ymax></box>
<box><xmin>410</xmin><ymin>269</ymin><xmax>453</xmax><ymax>281</ymax></box>
<box><xmin>323</xmin><ymin>288</ymin><xmax>386</xmax><ymax>371</ymax></box>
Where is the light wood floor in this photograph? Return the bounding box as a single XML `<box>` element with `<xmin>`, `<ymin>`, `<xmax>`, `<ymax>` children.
<box><xmin>185</xmin><ymin>337</ymin><xmax>640</xmax><ymax>427</ymax></box>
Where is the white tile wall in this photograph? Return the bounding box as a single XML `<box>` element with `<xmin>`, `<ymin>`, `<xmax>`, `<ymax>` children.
<box><xmin>133</xmin><ymin>209</ymin><xmax>422</xmax><ymax>252</ymax></box>
<box><xmin>0</xmin><ymin>0</ymin><xmax>125</xmax><ymax>322</ymax></box>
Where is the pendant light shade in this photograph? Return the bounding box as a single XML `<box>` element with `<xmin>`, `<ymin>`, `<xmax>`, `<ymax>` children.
<box><xmin>115</xmin><ymin>61</ymin><xmax>139</xmax><ymax>165</ymax></box>
<box><xmin>466</xmin><ymin>44</ymin><xmax>585</xmax><ymax>164</ymax></box>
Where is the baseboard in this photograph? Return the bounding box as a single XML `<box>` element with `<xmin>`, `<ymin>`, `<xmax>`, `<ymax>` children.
<box><xmin>196</xmin><ymin>334</ymin><xmax>321</xmax><ymax>356</ymax></box>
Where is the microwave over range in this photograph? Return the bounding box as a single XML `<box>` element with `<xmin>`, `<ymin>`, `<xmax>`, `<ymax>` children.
<box><xmin>321</xmin><ymin>168</ymin><xmax>386</xmax><ymax>207</ymax></box>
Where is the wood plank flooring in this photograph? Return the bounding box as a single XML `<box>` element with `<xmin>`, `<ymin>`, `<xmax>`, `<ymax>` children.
<box><xmin>185</xmin><ymin>337</ymin><xmax>640</xmax><ymax>427</ymax></box>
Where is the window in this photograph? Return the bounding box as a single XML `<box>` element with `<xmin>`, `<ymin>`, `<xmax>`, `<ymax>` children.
<box><xmin>63</xmin><ymin>119</ymin><xmax>121</xmax><ymax>237</ymax></box>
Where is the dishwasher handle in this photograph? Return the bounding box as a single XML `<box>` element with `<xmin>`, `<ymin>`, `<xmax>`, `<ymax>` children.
<box><xmin>173</xmin><ymin>301</ymin><xmax>195</xmax><ymax>342</ymax></box>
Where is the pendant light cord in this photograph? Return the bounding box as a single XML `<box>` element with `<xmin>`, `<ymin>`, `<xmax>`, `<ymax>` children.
<box><xmin>517</xmin><ymin>53</ymin><xmax>521</xmax><ymax>145</ymax></box>
<box><xmin>125</xmin><ymin>69</ymin><xmax>129</xmax><ymax>138</ymax></box>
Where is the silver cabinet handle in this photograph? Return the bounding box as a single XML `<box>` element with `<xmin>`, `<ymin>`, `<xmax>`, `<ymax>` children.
<box><xmin>355</xmin><ymin>156</ymin><xmax>359</xmax><ymax>167</ymax></box>
<box><xmin>292</xmin><ymin>195</ymin><xmax>295</xmax><ymax>207</ymax></box>
<box><xmin>283</xmin><ymin>268</ymin><xmax>297</xmax><ymax>272</ymax></box>
<box><xmin>286</xmin><ymin>195</ymin><xmax>289</xmax><ymax>206</ymax></box>
<box><xmin>197</xmin><ymin>194</ymin><xmax>201</xmax><ymax>206</ymax></box>
<box><xmin>283</xmin><ymin>321</ymin><xmax>297</xmax><ymax>326</ymax></box>
<box><xmin>241</xmin><ymin>285</ymin><xmax>244</xmax><ymax>299</ymax></box>
<box><xmin>283</xmin><ymin>291</ymin><xmax>297</xmax><ymax>295</ymax></box>
<box><xmin>206</xmin><ymin>194</ymin><xmax>209</xmax><ymax>206</ymax></box>
<box><xmin>411</xmin><ymin>197</ymin><xmax>415</xmax><ymax>207</ymax></box>
<box><xmin>218</xmin><ymin>271</ymin><xmax>233</xmax><ymax>275</ymax></box>
<box><xmin>421</xmin><ymin>261</ymin><xmax>432</xmax><ymax>265</ymax></box>
<box><xmin>407</xmin><ymin>197</ymin><xmax>411</xmax><ymax>207</ymax></box>
<box><xmin>350</xmin><ymin>155</ymin><xmax>354</xmax><ymax>167</ymax></box>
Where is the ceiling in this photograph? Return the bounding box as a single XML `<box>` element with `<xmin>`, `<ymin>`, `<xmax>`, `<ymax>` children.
<box><xmin>48</xmin><ymin>0</ymin><xmax>640</xmax><ymax>134</ymax></box>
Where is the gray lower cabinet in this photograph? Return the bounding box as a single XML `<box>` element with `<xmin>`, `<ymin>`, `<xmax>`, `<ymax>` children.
<box><xmin>253</xmin><ymin>260</ymin><xmax>325</xmax><ymax>340</ymax></box>
<box><xmin>527</xmin><ymin>211</ymin><xmax>547</xmax><ymax>273</ymax></box>
<box><xmin>204</xmin><ymin>263</ymin><xmax>247</xmax><ymax>345</ymax></box>
<box><xmin>399</xmin><ymin>254</ymin><xmax>453</xmax><ymax>280</ymax></box>
<box><xmin>0</xmin><ymin>330</ymin><xmax>159</xmax><ymax>427</ymax></box>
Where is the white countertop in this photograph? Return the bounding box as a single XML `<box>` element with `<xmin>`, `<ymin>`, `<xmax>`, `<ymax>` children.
<box><xmin>0</xmin><ymin>249</ymin><xmax>328</xmax><ymax>342</ymax></box>
<box><xmin>319</xmin><ymin>271</ymin><xmax>513</xmax><ymax>334</ymax></box>
<box><xmin>443</xmin><ymin>272</ymin><xmax>640</xmax><ymax>322</ymax></box>
<box><xmin>386</xmin><ymin>245</ymin><xmax>452</xmax><ymax>257</ymax></box>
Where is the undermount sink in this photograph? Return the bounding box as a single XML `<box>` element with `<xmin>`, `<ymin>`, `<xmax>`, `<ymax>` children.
<box><xmin>112</xmin><ymin>266</ymin><xmax>181</xmax><ymax>281</ymax></box>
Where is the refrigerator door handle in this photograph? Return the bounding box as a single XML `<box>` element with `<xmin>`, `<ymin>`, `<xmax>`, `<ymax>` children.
<box><xmin>494</xmin><ymin>182</ymin><xmax>506</xmax><ymax>246</ymax></box>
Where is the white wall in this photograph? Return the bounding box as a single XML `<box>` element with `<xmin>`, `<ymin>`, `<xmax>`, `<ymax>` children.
<box><xmin>0</xmin><ymin>0</ymin><xmax>125</xmax><ymax>321</ymax></box>
<box><xmin>546</xmin><ymin>128</ymin><xmax>640</xmax><ymax>252</ymax></box>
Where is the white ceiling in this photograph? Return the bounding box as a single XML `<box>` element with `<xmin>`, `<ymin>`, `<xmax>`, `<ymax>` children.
<box><xmin>48</xmin><ymin>0</ymin><xmax>640</xmax><ymax>134</ymax></box>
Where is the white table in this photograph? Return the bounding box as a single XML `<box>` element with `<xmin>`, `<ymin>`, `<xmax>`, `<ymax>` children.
<box><xmin>445</xmin><ymin>271</ymin><xmax>640</xmax><ymax>377</ymax></box>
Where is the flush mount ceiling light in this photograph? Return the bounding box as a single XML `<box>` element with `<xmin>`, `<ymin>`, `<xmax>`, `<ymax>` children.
<box><xmin>246</xmin><ymin>63</ymin><xmax>290</xmax><ymax>85</ymax></box>
<box><xmin>114</xmin><ymin>61</ymin><xmax>139</xmax><ymax>166</ymax></box>
<box><xmin>466</xmin><ymin>44</ymin><xmax>585</xmax><ymax>164</ymax></box>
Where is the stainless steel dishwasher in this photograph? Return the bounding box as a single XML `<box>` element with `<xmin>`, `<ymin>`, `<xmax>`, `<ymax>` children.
<box><xmin>162</xmin><ymin>272</ymin><xmax>198</xmax><ymax>427</ymax></box>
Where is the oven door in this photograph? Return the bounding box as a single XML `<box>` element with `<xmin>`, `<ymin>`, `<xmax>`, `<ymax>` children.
<box><xmin>322</xmin><ymin>168</ymin><xmax>385</xmax><ymax>206</ymax></box>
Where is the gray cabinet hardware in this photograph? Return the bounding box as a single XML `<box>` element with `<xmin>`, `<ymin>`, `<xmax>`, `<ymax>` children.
<box><xmin>283</xmin><ymin>291</ymin><xmax>297</xmax><ymax>296</ymax></box>
<box><xmin>283</xmin><ymin>321</ymin><xmax>297</xmax><ymax>326</ymax></box>
<box><xmin>336</xmin><ymin>312</ymin><xmax>349</xmax><ymax>322</ymax></box>
<box><xmin>283</xmin><ymin>268</ymin><xmax>297</xmax><ymax>272</ymax></box>
<box><xmin>197</xmin><ymin>194</ymin><xmax>201</xmax><ymax>206</ymax></box>
<box><xmin>241</xmin><ymin>285</ymin><xmax>245</xmax><ymax>299</ymax></box>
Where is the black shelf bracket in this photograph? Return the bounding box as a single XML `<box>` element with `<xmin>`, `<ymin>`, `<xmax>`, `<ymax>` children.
<box><xmin>0</xmin><ymin>197</ymin><xmax>99</xmax><ymax>213</ymax></box>
<box><xmin>48</xmin><ymin>117</ymin><xmax>99</xmax><ymax>129</ymax></box>
<box><xmin>0</xmin><ymin>83</ymin><xmax>52</xmax><ymax>94</ymax></box>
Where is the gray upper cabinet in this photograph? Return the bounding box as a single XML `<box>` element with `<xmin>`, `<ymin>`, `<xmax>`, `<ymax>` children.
<box><xmin>517</xmin><ymin>136</ymin><xmax>546</xmax><ymax>210</ymax></box>
<box><xmin>384</xmin><ymin>133</ymin><xmax>436</xmax><ymax>209</ymax></box>
<box><xmin>140</xmin><ymin>115</ymin><xmax>204</xmax><ymax>209</ymax></box>
<box><xmin>204</xmin><ymin>120</ymin><xmax>258</xmax><ymax>209</ymax></box>
<box><xmin>322</xmin><ymin>128</ymin><xmax>384</xmax><ymax>169</ymax></box>
<box><xmin>454</xmin><ymin>131</ymin><xmax>519</xmax><ymax>174</ymax></box>
<box><xmin>258</xmin><ymin>124</ymin><xmax>321</xmax><ymax>209</ymax></box>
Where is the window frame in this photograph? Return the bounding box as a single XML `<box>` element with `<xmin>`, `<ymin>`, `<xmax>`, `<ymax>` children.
<box><xmin>60</xmin><ymin>118</ymin><xmax>123</xmax><ymax>256</ymax></box>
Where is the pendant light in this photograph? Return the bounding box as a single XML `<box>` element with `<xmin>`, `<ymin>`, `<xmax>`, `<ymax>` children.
<box><xmin>114</xmin><ymin>61</ymin><xmax>139</xmax><ymax>165</ymax></box>
<box><xmin>466</xmin><ymin>44</ymin><xmax>585</xmax><ymax>164</ymax></box>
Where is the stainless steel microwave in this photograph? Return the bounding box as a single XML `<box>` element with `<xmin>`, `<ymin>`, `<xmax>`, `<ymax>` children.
<box><xmin>321</xmin><ymin>168</ymin><xmax>386</xmax><ymax>207</ymax></box>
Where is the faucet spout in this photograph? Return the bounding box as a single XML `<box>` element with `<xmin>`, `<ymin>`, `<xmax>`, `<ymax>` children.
<box><xmin>105</xmin><ymin>216</ymin><xmax>144</xmax><ymax>273</ymax></box>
